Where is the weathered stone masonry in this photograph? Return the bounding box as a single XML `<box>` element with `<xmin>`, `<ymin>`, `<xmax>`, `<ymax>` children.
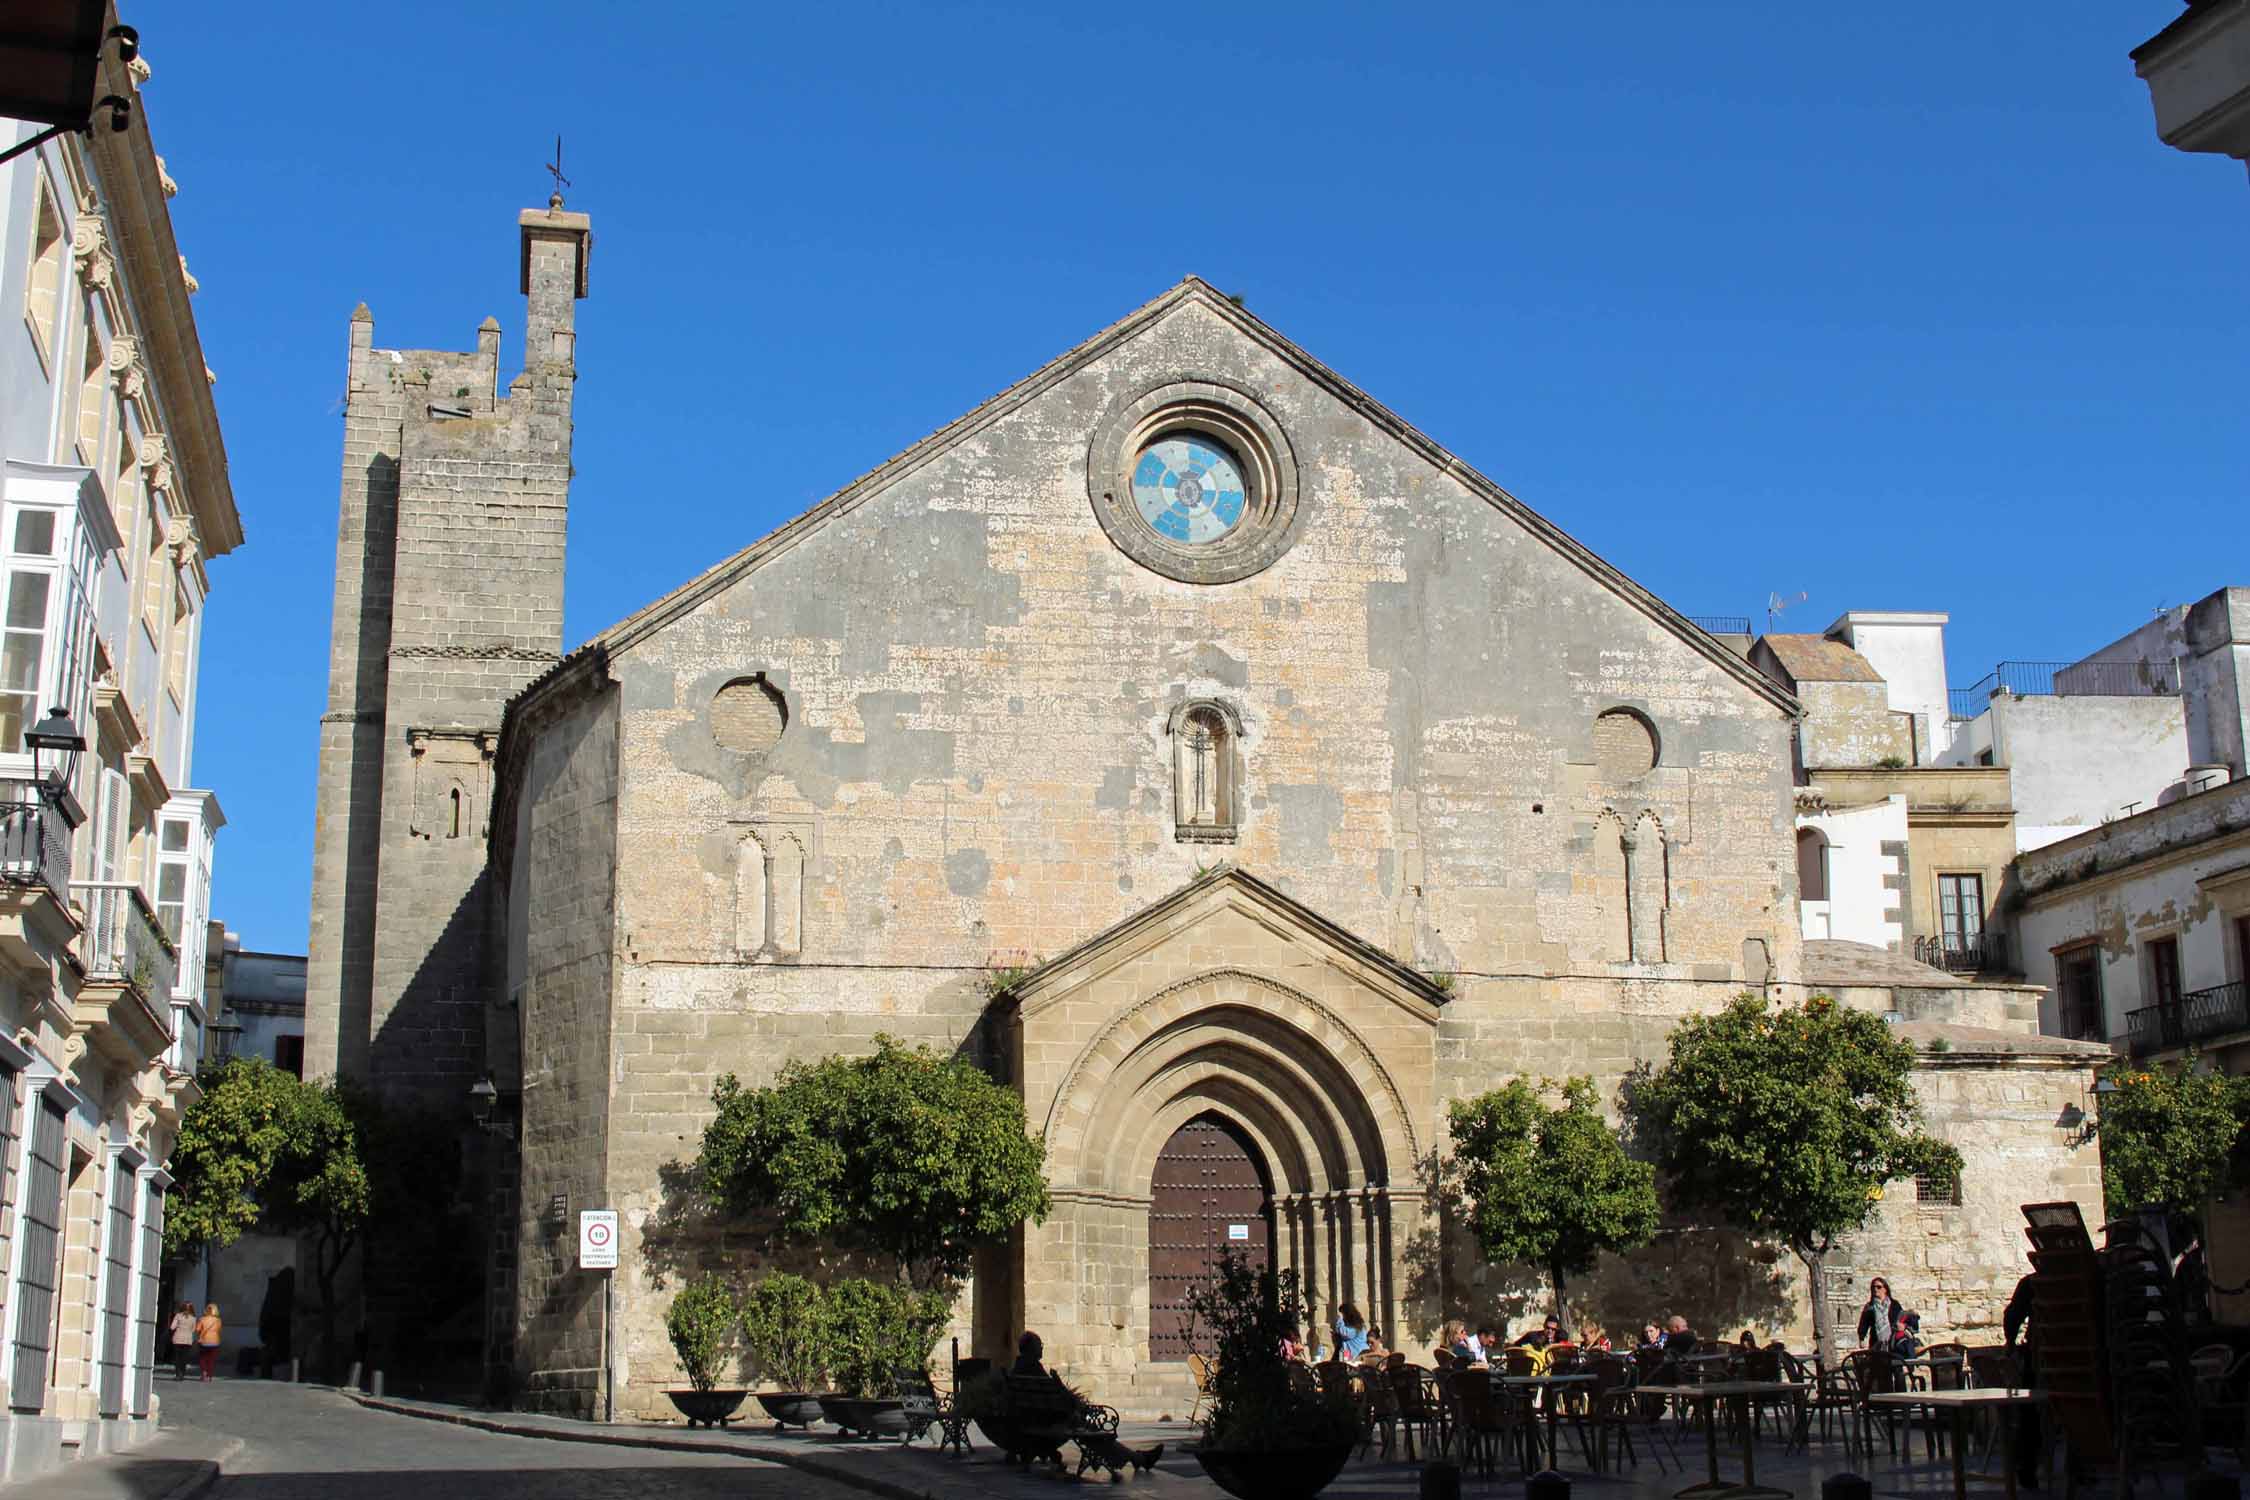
<box><xmin>303</xmin><ymin>219</ymin><xmax>2103</xmax><ymax>1418</ymax></box>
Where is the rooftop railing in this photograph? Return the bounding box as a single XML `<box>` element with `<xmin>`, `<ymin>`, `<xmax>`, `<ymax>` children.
<box><xmin>0</xmin><ymin>778</ymin><xmax>72</xmax><ymax>898</ymax></box>
<box><xmin>2126</xmin><ymin>980</ymin><xmax>2250</xmax><ymax>1057</ymax></box>
<box><xmin>1686</xmin><ymin>615</ymin><xmax>1753</xmax><ymax>636</ymax></box>
<box><xmin>1949</xmin><ymin>658</ymin><xmax>2182</xmax><ymax>720</ymax></box>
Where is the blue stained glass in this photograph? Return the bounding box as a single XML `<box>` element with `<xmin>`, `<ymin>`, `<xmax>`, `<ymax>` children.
<box><xmin>1128</xmin><ymin>434</ymin><xmax>1250</xmax><ymax>547</ymax></box>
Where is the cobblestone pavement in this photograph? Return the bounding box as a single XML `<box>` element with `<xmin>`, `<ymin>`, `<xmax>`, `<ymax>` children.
<box><xmin>159</xmin><ymin>1378</ymin><xmax>868</xmax><ymax>1499</ymax></box>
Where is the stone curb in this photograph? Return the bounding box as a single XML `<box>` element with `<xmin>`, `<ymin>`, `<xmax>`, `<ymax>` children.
<box><xmin>152</xmin><ymin>1437</ymin><xmax>243</xmax><ymax>1500</ymax></box>
<box><xmin>342</xmin><ymin>1394</ymin><xmax>948</xmax><ymax>1500</ymax></box>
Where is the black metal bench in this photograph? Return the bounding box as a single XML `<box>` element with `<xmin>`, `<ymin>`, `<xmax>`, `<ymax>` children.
<box><xmin>896</xmin><ymin>1363</ymin><xmax>972</xmax><ymax>1454</ymax></box>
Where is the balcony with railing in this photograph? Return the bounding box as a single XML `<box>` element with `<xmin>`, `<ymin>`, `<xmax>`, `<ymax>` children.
<box><xmin>2126</xmin><ymin>981</ymin><xmax>2250</xmax><ymax>1058</ymax></box>
<box><xmin>1686</xmin><ymin>615</ymin><xmax>1753</xmax><ymax>637</ymax></box>
<box><xmin>1949</xmin><ymin>658</ymin><xmax>2183</xmax><ymax>721</ymax></box>
<box><xmin>1912</xmin><ymin>929</ymin><xmax>2016</xmax><ymax>976</ymax></box>
<box><xmin>75</xmin><ymin>880</ymin><xmax>177</xmax><ymax>1000</ymax></box>
<box><xmin>0</xmin><ymin>778</ymin><xmax>73</xmax><ymax>898</ymax></box>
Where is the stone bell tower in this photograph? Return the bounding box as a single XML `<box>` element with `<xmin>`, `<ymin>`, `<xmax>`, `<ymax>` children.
<box><xmin>303</xmin><ymin>199</ymin><xmax>591</xmax><ymax>1106</ymax></box>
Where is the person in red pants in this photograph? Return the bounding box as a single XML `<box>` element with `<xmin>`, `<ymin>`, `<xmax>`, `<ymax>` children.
<box><xmin>194</xmin><ymin>1303</ymin><xmax>223</xmax><ymax>1381</ymax></box>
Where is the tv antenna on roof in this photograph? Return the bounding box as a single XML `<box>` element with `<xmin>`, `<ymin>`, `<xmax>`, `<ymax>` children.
<box><xmin>544</xmin><ymin>135</ymin><xmax>572</xmax><ymax>208</ymax></box>
<box><xmin>1766</xmin><ymin>590</ymin><xmax>1807</xmax><ymax>634</ymax></box>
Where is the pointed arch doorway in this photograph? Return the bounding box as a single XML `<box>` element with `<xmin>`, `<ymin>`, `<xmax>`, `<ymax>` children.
<box><xmin>1148</xmin><ymin>1113</ymin><xmax>1272</xmax><ymax>1362</ymax></box>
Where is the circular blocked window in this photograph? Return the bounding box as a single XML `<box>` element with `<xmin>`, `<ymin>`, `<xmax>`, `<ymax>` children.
<box><xmin>1593</xmin><ymin>709</ymin><xmax>1658</xmax><ymax>780</ymax></box>
<box><xmin>712</xmin><ymin>675</ymin><xmax>786</xmax><ymax>755</ymax></box>
<box><xmin>1088</xmin><ymin>381</ymin><xmax>1300</xmax><ymax>584</ymax></box>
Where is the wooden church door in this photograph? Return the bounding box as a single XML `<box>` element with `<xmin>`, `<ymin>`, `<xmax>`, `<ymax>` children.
<box><xmin>1147</xmin><ymin>1114</ymin><xmax>1271</xmax><ymax>1362</ymax></box>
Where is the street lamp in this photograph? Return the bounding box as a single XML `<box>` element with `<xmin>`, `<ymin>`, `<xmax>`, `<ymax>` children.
<box><xmin>468</xmin><ymin>1073</ymin><xmax>499</xmax><ymax>1130</ymax></box>
<box><xmin>22</xmin><ymin>707</ymin><xmax>84</xmax><ymax>791</ymax></box>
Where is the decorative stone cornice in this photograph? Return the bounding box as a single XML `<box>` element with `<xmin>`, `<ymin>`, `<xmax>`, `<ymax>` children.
<box><xmin>108</xmin><ymin>335</ymin><xmax>145</xmax><ymax>405</ymax></box>
<box><xmin>71</xmin><ymin>215</ymin><xmax>114</xmax><ymax>294</ymax></box>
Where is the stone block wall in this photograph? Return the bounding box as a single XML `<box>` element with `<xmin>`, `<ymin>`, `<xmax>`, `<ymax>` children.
<box><xmin>497</xmin><ymin>684</ymin><xmax>619</xmax><ymax>1416</ymax></box>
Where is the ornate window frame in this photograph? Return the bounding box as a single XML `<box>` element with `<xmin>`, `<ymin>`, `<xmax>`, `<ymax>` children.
<box><xmin>1088</xmin><ymin>380</ymin><xmax>1301</xmax><ymax>585</ymax></box>
<box><xmin>1168</xmin><ymin>698</ymin><xmax>1244</xmax><ymax>843</ymax></box>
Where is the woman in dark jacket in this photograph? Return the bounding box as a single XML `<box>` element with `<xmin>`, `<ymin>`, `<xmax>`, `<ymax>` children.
<box><xmin>1856</xmin><ymin>1276</ymin><xmax>1903</xmax><ymax>1348</ymax></box>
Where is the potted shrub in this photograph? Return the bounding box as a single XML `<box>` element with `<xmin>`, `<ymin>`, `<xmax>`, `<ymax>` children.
<box><xmin>1186</xmin><ymin>1251</ymin><xmax>1357</xmax><ymax>1500</ymax></box>
<box><xmin>743</xmin><ymin>1273</ymin><xmax>828</xmax><ymax>1429</ymax></box>
<box><xmin>664</xmin><ymin>1273</ymin><xmax>750</xmax><ymax>1428</ymax></box>
<box><xmin>815</xmin><ymin>1278</ymin><xmax>950</xmax><ymax>1439</ymax></box>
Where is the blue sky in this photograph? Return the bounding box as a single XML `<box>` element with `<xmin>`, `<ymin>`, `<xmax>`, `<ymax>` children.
<box><xmin>149</xmin><ymin>3</ymin><xmax>2243</xmax><ymax>952</ymax></box>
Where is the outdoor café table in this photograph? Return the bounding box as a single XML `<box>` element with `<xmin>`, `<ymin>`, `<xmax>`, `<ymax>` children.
<box><xmin>1497</xmin><ymin>1373</ymin><xmax>1597</xmax><ymax>1473</ymax></box>
<box><xmin>1866</xmin><ymin>1389</ymin><xmax>2043</xmax><ymax>1500</ymax></box>
<box><xmin>1634</xmin><ymin>1382</ymin><xmax>1798</xmax><ymax>1500</ymax></box>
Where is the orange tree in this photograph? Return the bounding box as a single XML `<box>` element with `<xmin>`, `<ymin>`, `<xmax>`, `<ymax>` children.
<box><xmin>1633</xmin><ymin>993</ymin><xmax>1958</xmax><ymax>1357</ymax></box>
<box><xmin>2090</xmin><ymin>1056</ymin><xmax>2250</xmax><ymax>1218</ymax></box>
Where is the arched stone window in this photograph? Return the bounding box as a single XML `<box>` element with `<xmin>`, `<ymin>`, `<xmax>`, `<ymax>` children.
<box><xmin>1796</xmin><ymin>827</ymin><xmax>1830</xmax><ymax>902</ymax></box>
<box><xmin>732</xmin><ymin>827</ymin><xmax>805</xmax><ymax>959</ymax></box>
<box><xmin>1628</xmin><ymin>811</ymin><xmax>1669</xmax><ymax>964</ymax></box>
<box><xmin>1169</xmin><ymin>700</ymin><xmax>1242</xmax><ymax>843</ymax></box>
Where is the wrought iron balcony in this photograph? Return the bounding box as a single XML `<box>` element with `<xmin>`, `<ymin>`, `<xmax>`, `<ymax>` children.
<box><xmin>2126</xmin><ymin>981</ymin><xmax>2250</xmax><ymax>1058</ymax></box>
<box><xmin>0</xmin><ymin>777</ymin><xmax>72</xmax><ymax>898</ymax></box>
<box><xmin>1913</xmin><ymin>930</ymin><xmax>2014</xmax><ymax>976</ymax></box>
<box><xmin>73</xmin><ymin>881</ymin><xmax>176</xmax><ymax>1004</ymax></box>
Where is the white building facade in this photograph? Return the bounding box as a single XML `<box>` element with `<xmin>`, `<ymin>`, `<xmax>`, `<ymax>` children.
<box><xmin>0</xmin><ymin>16</ymin><xmax>241</xmax><ymax>1477</ymax></box>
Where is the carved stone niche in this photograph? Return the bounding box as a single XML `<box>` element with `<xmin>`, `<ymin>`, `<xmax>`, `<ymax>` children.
<box><xmin>729</xmin><ymin>817</ymin><xmax>814</xmax><ymax>961</ymax></box>
<box><xmin>1168</xmin><ymin>699</ymin><xmax>1243</xmax><ymax>844</ymax></box>
<box><xmin>408</xmin><ymin>727</ymin><xmax>497</xmax><ymax>843</ymax></box>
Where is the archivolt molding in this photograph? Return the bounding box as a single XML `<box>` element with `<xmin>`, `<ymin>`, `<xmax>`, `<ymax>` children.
<box><xmin>1043</xmin><ymin>966</ymin><xmax>1421</xmax><ymax>1177</ymax></box>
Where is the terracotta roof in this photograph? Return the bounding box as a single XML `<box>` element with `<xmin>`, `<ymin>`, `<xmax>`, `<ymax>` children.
<box><xmin>1758</xmin><ymin>635</ymin><xmax>1884</xmax><ymax>685</ymax></box>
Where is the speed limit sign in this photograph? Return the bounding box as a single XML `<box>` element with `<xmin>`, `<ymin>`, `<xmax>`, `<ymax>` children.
<box><xmin>579</xmin><ymin>1210</ymin><xmax>618</xmax><ymax>1270</ymax></box>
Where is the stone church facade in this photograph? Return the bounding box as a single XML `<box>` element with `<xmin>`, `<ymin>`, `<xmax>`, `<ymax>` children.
<box><xmin>306</xmin><ymin>204</ymin><xmax>2104</xmax><ymax>1417</ymax></box>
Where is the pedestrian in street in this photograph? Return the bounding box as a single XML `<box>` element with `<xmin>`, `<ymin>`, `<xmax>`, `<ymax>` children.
<box><xmin>195</xmin><ymin>1303</ymin><xmax>223</xmax><ymax>1381</ymax></box>
<box><xmin>1857</xmin><ymin>1276</ymin><xmax>1902</xmax><ymax>1350</ymax></box>
<box><xmin>168</xmin><ymin>1301</ymin><xmax>196</xmax><ymax>1380</ymax></box>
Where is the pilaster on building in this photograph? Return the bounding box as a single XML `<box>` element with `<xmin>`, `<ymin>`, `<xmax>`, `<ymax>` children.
<box><xmin>301</xmin><ymin>200</ymin><xmax>589</xmax><ymax>1106</ymax></box>
<box><xmin>0</xmin><ymin>9</ymin><xmax>244</xmax><ymax>1476</ymax></box>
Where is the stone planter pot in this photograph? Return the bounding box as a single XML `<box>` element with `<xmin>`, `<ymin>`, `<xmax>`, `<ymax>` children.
<box><xmin>665</xmin><ymin>1388</ymin><xmax>750</xmax><ymax>1429</ymax></box>
<box><xmin>818</xmin><ymin>1395</ymin><xmax>909</xmax><ymax>1437</ymax></box>
<box><xmin>756</xmin><ymin>1391</ymin><xmax>825</xmax><ymax>1429</ymax></box>
<box><xmin>1194</xmin><ymin>1443</ymin><xmax>1355</xmax><ymax>1500</ymax></box>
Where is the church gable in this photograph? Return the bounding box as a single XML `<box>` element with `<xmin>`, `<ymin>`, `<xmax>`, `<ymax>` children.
<box><xmin>535</xmin><ymin>279</ymin><xmax>1800</xmax><ymax>993</ymax></box>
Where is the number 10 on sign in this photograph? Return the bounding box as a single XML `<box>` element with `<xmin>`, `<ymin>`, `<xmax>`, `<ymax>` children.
<box><xmin>580</xmin><ymin>1210</ymin><xmax>618</xmax><ymax>1270</ymax></box>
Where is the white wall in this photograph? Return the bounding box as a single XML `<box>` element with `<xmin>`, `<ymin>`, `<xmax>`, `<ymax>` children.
<box><xmin>2017</xmin><ymin>780</ymin><xmax>2250</xmax><ymax>1042</ymax></box>
<box><xmin>1796</xmin><ymin>794</ymin><xmax>1906</xmax><ymax>949</ymax></box>
<box><xmin>1829</xmin><ymin>612</ymin><xmax>1951</xmax><ymax>762</ymax></box>
<box><xmin>1988</xmin><ymin>693</ymin><xmax>2188</xmax><ymax>836</ymax></box>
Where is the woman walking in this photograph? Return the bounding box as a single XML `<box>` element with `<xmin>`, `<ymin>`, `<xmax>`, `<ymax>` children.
<box><xmin>194</xmin><ymin>1303</ymin><xmax>223</xmax><ymax>1381</ymax></box>
<box><xmin>167</xmin><ymin>1302</ymin><xmax>196</xmax><ymax>1380</ymax></box>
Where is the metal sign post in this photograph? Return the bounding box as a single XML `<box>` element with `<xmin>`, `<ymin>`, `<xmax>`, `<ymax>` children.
<box><xmin>580</xmin><ymin>1211</ymin><xmax>618</xmax><ymax>1421</ymax></box>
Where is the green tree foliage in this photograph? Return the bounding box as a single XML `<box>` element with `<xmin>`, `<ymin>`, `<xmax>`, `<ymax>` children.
<box><xmin>740</xmin><ymin>1274</ymin><xmax>829</xmax><ymax>1393</ymax></box>
<box><xmin>167</xmin><ymin>1059</ymin><xmax>463</xmax><ymax>1377</ymax></box>
<box><xmin>697</xmin><ymin>1037</ymin><xmax>1051</xmax><ymax>1288</ymax></box>
<box><xmin>2092</xmin><ymin>1058</ymin><xmax>2250</xmax><ymax>1217</ymax></box>
<box><xmin>821</xmin><ymin>1277</ymin><xmax>951</xmax><ymax>1398</ymax></box>
<box><xmin>1184</xmin><ymin>1249</ymin><xmax>1355</xmax><ymax>1451</ymax></box>
<box><xmin>1634</xmin><ymin>992</ymin><xmax>1959</xmax><ymax>1355</ymax></box>
<box><xmin>1447</xmin><ymin>1076</ymin><xmax>1660</xmax><ymax>1313</ymax></box>
<box><xmin>665</xmin><ymin>1274</ymin><xmax>743</xmax><ymax>1393</ymax></box>
<box><xmin>164</xmin><ymin>1056</ymin><xmax>306</xmax><ymax>1259</ymax></box>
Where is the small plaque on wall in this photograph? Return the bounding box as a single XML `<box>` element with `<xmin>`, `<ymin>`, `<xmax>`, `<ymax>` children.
<box><xmin>1227</xmin><ymin>1224</ymin><xmax>1249</xmax><ymax>1242</ymax></box>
